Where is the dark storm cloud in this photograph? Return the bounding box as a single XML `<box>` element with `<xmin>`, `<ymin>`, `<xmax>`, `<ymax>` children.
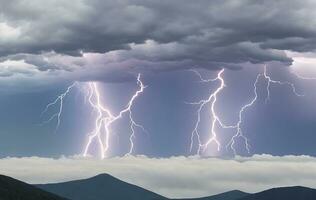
<box><xmin>1</xmin><ymin>0</ymin><xmax>316</xmax><ymax>65</ymax></box>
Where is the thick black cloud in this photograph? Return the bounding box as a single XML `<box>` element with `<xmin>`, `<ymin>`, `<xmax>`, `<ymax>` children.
<box><xmin>1</xmin><ymin>0</ymin><xmax>316</xmax><ymax>67</ymax></box>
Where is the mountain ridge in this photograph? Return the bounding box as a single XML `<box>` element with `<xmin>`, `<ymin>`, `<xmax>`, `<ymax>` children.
<box><xmin>36</xmin><ymin>173</ymin><xmax>167</xmax><ymax>200</ymax></box>
<box><xmin>1</xmin><ymin>173</ymin><xmax>316</xmax><ymax>200</ymax></box>
<box><xmin>36</xmin><ymin>174</ymin><xmax>316</xmax><ymax>200</ymax></box>
<box><xmin>175</xmin><ymin>190</ymin><xmax>249</xmax><ymax>200</ymax></box>
<box><xmin>0</xmin><ymin>174</ymin><xmax>68</xmax><ymax>200</ymax></box>
<box><xmin>238</xmin><ymin>186</ymin><xmax>316</xmax><ymax>200</ymax></box>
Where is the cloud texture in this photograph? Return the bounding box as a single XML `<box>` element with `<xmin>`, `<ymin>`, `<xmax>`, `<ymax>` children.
<box><xmin>1</xmin><ymin>155</ymin><xmax>316</xmax><ymax>198</ymax></box>
<box><xmin>1</xmin><ymin>0</ymin><xmax>316</xmax><ymax>89</ymax></box>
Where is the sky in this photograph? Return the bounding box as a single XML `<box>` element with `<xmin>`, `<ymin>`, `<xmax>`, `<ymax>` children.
<box><xmin>1</xmin><ymin>0</ymin><xmax>316</xmax><ymax>197</ymax></box>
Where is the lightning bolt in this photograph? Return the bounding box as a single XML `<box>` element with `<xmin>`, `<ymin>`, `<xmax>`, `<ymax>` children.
<box><xmin>226</xmin><ymin>73</ymin><xmax>261</xmax><ymax>155</ymax></box>
<box><xmin>225</xmin><ymin>65</ymin><xmax>304</xmax><ymax>155</ymax></box>
<box><xmin>263</xmin><ymin>65</ymin><xmax>303</xmax><ymax>103</ymax></box>
<box><xmin>113</xmin><ymin>74</ymin><xmax>147</xmax><ymax>156</ymax></box>
<box><xmin>188</xmin><ymin>69</ymin><xmax>219</xmax><ymax>83</ymax></box>
<box><xmin>190</xmin><ymin>64</ymin><xmax>304</xmax><ymax>156</ymax></box>
<box><xmin>189</xmin><ymin>69</ymin><xmax>237</xmax><ymax>155</ymax></box>
<box><xmin>42</xmin><ymin>74</ymin><xmax>146</xmax><ymax>159</ymax></box>
<box><xmin>83</xmin><ymin>74</ymin><xmax>146</xmax><ymax>159</ymax></box>
<box><xmin>41</xmin><ymin>82</ymin><xmax>77</xmax><ymax>132</ymax></box>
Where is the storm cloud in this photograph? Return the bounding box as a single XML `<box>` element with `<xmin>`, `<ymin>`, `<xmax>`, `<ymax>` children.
<box><xmin>1</xmin><ymin>0</ymin><xmax>316</xmax><ymax>88</ymax></box>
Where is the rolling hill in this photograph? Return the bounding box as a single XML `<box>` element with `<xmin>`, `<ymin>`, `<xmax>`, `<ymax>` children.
<box><xmin>0</xmin><ymin>175</ymin><xmax>68</xmax><ymax>200</ymax></box>
<box><xmin>1</xmin><ymin>173</ymin><xmax>316</xmax><ymax>200</ymax></box>
<box><xmin>36</xmin><ymin>174</ymin><xmax>167</xmax><ymax>200</ymax></box>
<box><xmin>177</xmin><ymin>190</ymin><xmax>249</xmax><ymax>200</ymax></box>
<box><xmin>36</xmin><ymin>174</ymin><xmax>250</xmax><ymax>200</ymax></box>
<box><xmin>239</xmin><ymin>186</ymin><xmax>316</xmax><ymax>200</ymax></box>
<box><xmin>187</xmin><ymin>186</ymin><xmax>316</xmax><ymax>200</ymax></box>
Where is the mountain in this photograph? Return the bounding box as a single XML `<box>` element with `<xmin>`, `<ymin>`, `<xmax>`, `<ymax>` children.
<box><xmin>0</xmin><ymin>175</ymin><xmax>68</xmax><ymax>200</ymax></box>
<box><xmin>177</xmin><ymin>190</ymin><xmax>249</xmax><ymax>200</ymax></box>
<box><xmin>182</xmin><ymin>186</ymin><xmax>316</xmax><ymax>200</ymax></box>
<box><xmin>36</xmin><ymin>174</ymin><xmax>316</xmax><ymax>200</ymax></box>
<box><xmin>36</xmin><ymin>174</ymin><xmax>167</xmax><ymax>200</ymax></box>
<box><xmin>239</xmin><ymin>186</ymin><xmax>316</xmax><ymax>200</ymax></box>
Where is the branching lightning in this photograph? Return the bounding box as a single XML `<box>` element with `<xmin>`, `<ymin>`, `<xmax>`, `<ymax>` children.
<box><xmin>83</xmin><ymin>74</ymin><xmax>146</xmax><ymax>159</ymax></box>
<box><xmin>190</xmin><ymin>64</ymin><xmax>304</xmax><ymax>156</ymax></box>
<box><xmin>42</xmin><ymin>74</ymin><xmax>146</xmax><ymax>159</ymax></box>
<box><xmin>226</xmin><ymin>73</ymin><xmax>261</xmax><ymax>155</ymax></box>
<box><xmin>188</xmin><ymin>69</ymin><xmax>219</xmax><ymax>83</ymax></box>
<box><xmin>41</xmin><ymin>82</ymin><xmax>77</xmax><ymax>132</ymax></box>
<box><xmin>42</xmin><ymin>64</ymin><xmax>305</xmax><ymax>158</ymax></box>
<box><xmin>189</xmin><ymin>69</ymin><xmax>237</xmax><ymax>154</ymax></box>
<box><xmin>263</xmin><ymin>65</ymin><xmax>304</xmax><ymax>103</ymax></box>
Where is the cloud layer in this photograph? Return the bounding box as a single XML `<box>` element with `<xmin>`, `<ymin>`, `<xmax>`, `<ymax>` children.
<box><xmin>2</xmin><ymin>0</ymin><xmax>316</xmax><ymax>58</ymax></box>
<box><xmin>1</xmin><ymin>155</ymin><xmax>316</xmax><ymax>198</ymax></box>
<box><xmin>1</xmin><ymin>0</ymin><xmax>316</xmax><ymax>89</ymax></box>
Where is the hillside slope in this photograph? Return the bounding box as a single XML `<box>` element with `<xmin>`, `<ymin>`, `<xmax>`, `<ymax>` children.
<box><xmin>239</xmin><ymin>186</ymin><xmax>316</xmax><ymax>200</ymax></box>
<box><xmin>0</xmin><ymin>175</ymin><xmax>68</xmax><ymax>200</ymax></box>
<box><xmin>36</xmin><ymin>174</ymin><xmax>167</xmax><ymax>200</ymax></box>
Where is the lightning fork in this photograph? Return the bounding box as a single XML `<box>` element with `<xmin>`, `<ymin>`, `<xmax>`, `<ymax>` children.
<box><xmin>83</xmin><ymin>74</ymin><xmax>146</xmax><ymax>159</ymax></box>
<box><xmin>226</xmin><ymin>73</ymin><xmax>261</xmax><ymax>155</ymax></box>
<box><xmin>114</xmin><ymin>74</ymin><xmax>147</xmax><ymax>155</ymax></box>
<box><xmin>189</xmin><ymin>69</ymin><xmax>237</xmax><ymax>155</ymax></box>
<box><xmin>226</xmin><ymin>65</ymin><xmax>304</xmax><ymax>155</ymax></box>
<box><xmin>263</xmin><ymin>65</ymin><xmax>304</xmax><ymax>103</ymax></box>
<box><xmin>188</xmin><ymin>69</ymin><xmax>220</xmax><ymax>83</ymax></box>
<box><xmin>190</xmin><ymin>65</ymin><xmax>304</xmax><ymax>156</ymax></box>
<box><xmin>83</xmin><ymin>82</ymin><xmax>111</xmax><ymax>159</ymax></box>
<box><xmin>41</xmin><ymin>82</ymin><xmax>77</xmax><ymax>132</ymax></box>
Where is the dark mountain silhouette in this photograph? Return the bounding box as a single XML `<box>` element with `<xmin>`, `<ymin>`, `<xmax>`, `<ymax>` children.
<box><xmin>0</xmin><ymin>173</ymin><xmax>313</xmax><ymax>200</ymax></box>
<box><xmin>36</xmin><ymin>173</ymin><xmax>167</xmax><ymax>200</ymax></box>
<box><xmin>182</xmin><ymin>186</ymin><xmax>316</xmax><ymax>200</ymax></box>
<box><xmin>37</xmin><ymin>173</ymin><xmax>249</xmax><ymax>200</ymax></box>
<box><xmin>0</xmin><ymin>175</ymin><xmax>68</xmax><ymax>200</ymax></box>
<box><xmin>176</xmin><ymin>190</ymin><xmax>249</xmax><ymax>200</ymax></box>
<box><xmin>239</xmin><ymin>186</ymin><xmax>316</xmax><ymax>200</ymax></box>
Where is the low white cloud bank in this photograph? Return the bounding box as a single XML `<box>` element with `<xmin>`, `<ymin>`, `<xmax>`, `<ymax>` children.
<box><xmin>0</xmin><ymin>154</ymin><xmax>316</xmax><ymax>198</ymax></box>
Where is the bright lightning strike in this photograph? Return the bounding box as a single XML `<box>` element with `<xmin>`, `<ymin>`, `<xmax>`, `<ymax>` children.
<box><xmin>190</xmin><ymin>64</ymin><xmax>304</xmax><ymax>156</ymax></box>
<box><xmin>189</xmin><ymin>69</ymin><xmax>237</xmax><ymax>155</ymax></box>
<box><xmin>41</xmin><ymin>82</ymin><xmax>77</xmax><ymax>132</ymax></box>
<box><xmin>83</xmin><ymin>74</ymin><xmax>146</xmax><ymax>159</ymax></box>
<box><xmin>190</xmin><ymin>69</ymin><xmax>260</xmax><ymax>156</ymax></box>
<box><xmin>42</xmin><ymin>74</ymin><xmax>146</xmax><ymax>159</ymax></box>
